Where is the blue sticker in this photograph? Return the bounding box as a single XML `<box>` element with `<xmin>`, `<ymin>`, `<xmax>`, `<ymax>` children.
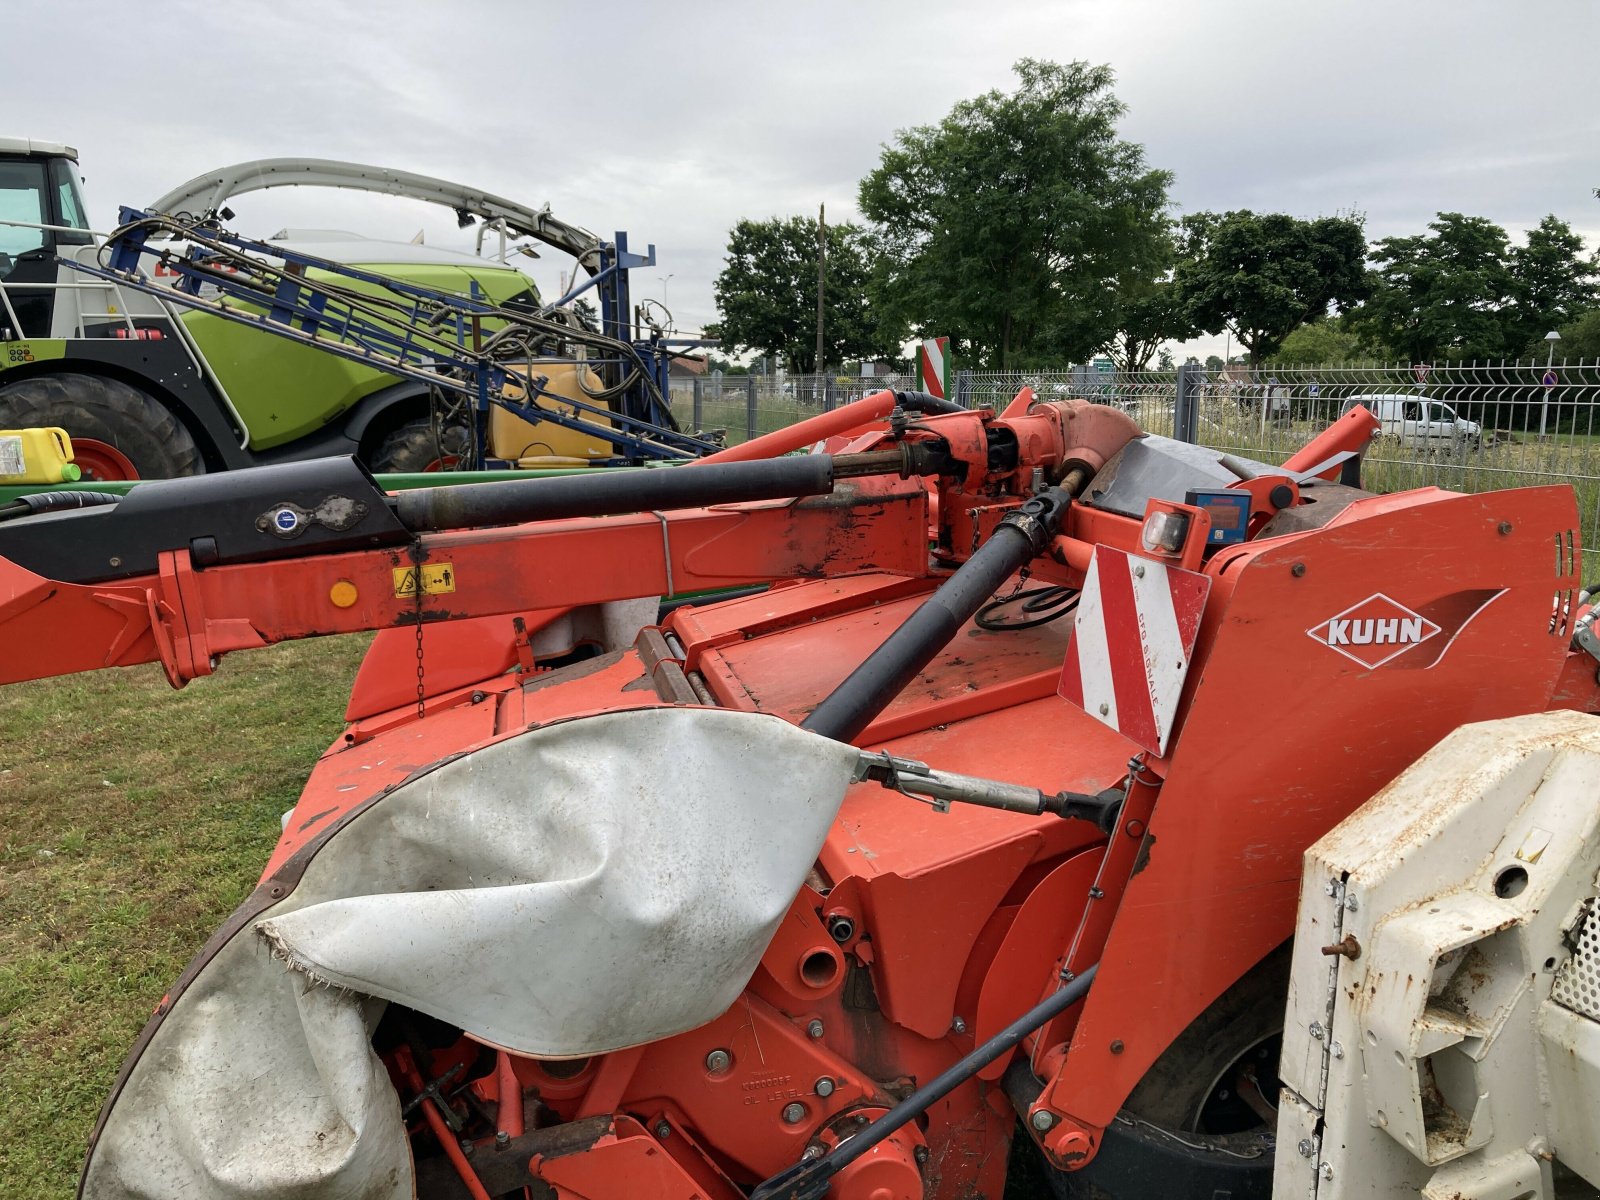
<box><xmin>273</xmin><ymin>508</ymin><xmax>299</xmax><ymax>532</ymax></box>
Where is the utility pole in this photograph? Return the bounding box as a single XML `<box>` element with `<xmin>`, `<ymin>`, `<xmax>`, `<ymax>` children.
<box><xmin>814</xmin><ymin>203</ymin><xmax>826</xmax><ymax>384</ymax></box>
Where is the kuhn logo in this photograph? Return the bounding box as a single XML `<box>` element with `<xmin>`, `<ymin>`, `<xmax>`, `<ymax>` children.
<box><xmin>1306</xmin><ymin>593</ymin><xmax>1441</xmax><ymax>668</ymax></box>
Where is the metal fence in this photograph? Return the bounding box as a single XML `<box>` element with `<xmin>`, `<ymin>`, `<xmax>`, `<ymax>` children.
<box><xmin>672</xmin><ymin>362</ymin><xmax>1600</xmax><ymax>569</ymax></box>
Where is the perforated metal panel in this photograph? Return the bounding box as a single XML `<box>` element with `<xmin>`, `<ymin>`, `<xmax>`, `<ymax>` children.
<box><xmin>1552</xmin><ymin>898</ymin><xmax>1600</xmax><ymax>1021</ymax></box>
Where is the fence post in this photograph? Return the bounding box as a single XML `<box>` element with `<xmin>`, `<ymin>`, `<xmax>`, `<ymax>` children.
<box><xmin>745</xmin><ymin>375</ymin><xmax>758</xmax><ymax>443</ymax></box>
<box><xmin>692</xmin><ymin>378</ymin><xmax>703</xmax><ymax>431</ymax></box>
<box><xmin>1174</xmin><ymin>362</ymin><xmax>1201</xmax><ymax>444</ymax></box>
<box><xmin>824</xmin><ymin>378</ymin><xmax>835</xmax><ymax>412</ymax></box>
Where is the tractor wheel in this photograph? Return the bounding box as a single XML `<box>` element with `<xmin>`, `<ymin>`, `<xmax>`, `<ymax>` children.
<box><xmin>1034</xmin><ymin>946</ymin><xmax>1288</xmax><ymax>1200</ymax></box>
<box><xmin>0</xmin><ymin>372</ymin><xmax>202</xmax><ymax>480</ymax></box>
<box><xmin>369</xmin><ymin>416</ymin><xmax>471</xmax><ymax>473</ymax></box>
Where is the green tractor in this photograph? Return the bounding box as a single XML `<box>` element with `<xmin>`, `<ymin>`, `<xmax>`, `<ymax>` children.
<box><xmin>0</xmin><ymin>140</ymin><xmax>678</xmax><ymax>478</ymax></box>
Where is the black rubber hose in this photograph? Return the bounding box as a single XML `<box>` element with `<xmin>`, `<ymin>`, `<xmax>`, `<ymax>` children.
<box><xmin>0</xmin><ymin>490</ymin><xmax>122</xmax><ymax>522</ymax></box>
<box><xmin>894</xmin><ymin>390</ymin><xmax>966</xmax><ymax>415</ymax></box>
<box><xmin>801</xmin><ymin>487</ymin><xmax>1072</xmax><ymax>743</ymax></box>
<box><xmin>751</xmin><ymin>964</ymin><xmax>1099</xmax><ymax>1200</ymax></box>
<box><xmin>394</xmin><ymin>456</ymin><xmax>835</xmax><ymax>532</ymax></box>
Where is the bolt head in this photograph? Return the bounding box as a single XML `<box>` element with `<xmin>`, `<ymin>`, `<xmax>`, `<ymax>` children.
<box><xmin>1291</xmin><ymin>562</ymin><xmax>1307</xmax><ymax>577</ymax></box>
<box><xmin>950</xmin><ymin>1016</ymin><xmax>967</xmax><ymax>1034</ymax></box>
<box><xmin>705</xmin><ymin>1049</ymin><xmax>732</xmax><ymax>1073</ymax></box>
<box><xmin>781</xmin><ymin>1102</ymin><xmax>807</xmax><ymax>1125</ymax></box>
<box><xmin>814</xmin><ymin>1076</ymin><xmax>836</xmax><ymax>1098</ymax></box>
<box><xmin>802</xmin><ymin>1144</ymin><xmax>824</xmax><ymax>1160</ymax></box>
<box><xmin>1345</xmin><ymin>893</ymin><xmax>1359</xmax><ymax>911</ymax></box>
<box><xmin>1109</xmin><ymin>1039</ymin><xmax>1125</xmax><ymax>1054</ymax></box>
<box><xmin>1298</xmin><ymin>1138</ymin><xmax>1315</xmax><ymax>1158</ymax></box>
<box><xmin>494</xmin><ymin>1130</ymin><xmax>510</xmax><ymax>1148</ymax></box>
<box><xmin>654</xmin><ymin>1120</ymin><xmax>671</xmax><ymax>1139</ymax></box>
<box><xmin>914</xmin><ymin>1145</ymin><xmax>930</xmax><ymax>1166</ymax></box>
<box><xmin>1030</xmin><ymin>1109</ymin><xmax>1056</xmax><ymax>1132</ymax></box>
<box><xmin>1098</xmin><ymin>702</ymin><xmax>1110</xmax><ymax>716</ymax></box>
<box><xmin>806</xmin><ymin>1019</ymin><xmax>825</xmax><ymax>1039</ymax></box>
<box><xmin>1320</xmin><ymin>1162</ymin><xmax>1334</xmax><ymax>1181</ymax></box>
<box><xmin>1309</xmin><ymin>1021</ymin><xmax>1325</xmax><ymax>1040</ymax></box>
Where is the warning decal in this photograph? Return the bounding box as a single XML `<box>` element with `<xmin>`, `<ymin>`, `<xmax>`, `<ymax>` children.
<box><xmin>393</xmin><ymin>562</ymin><xmax>457</xmax><ymax>598</ymax></box>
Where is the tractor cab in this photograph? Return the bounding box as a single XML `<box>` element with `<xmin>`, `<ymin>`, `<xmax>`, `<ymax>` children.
<box><xmin>0</xmin><ymin>139</ymin><xmax>92</xmax><ymax>339</ymax></box>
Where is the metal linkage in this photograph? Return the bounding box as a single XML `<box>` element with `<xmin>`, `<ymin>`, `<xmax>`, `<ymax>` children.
<box><xmin>750</xmin><ymin>966</ymin><xmax>1099</xmax><ymax>1200</ymax></box>
<box><xmin>68</xmin><ymin>210</ymin><xmax>720</xmax><ymax>463</ymax></box>
<box><xmin>854</xmin><ymin>751</ymin><xmax>1124</xmax><ymax>831</ymax></box>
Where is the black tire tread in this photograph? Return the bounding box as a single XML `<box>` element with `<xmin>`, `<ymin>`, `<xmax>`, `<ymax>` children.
<box><xmin>0</xmin><ymin>372</ymin><xmax>202</xmax><ymax>478</ymax></box>
<box><xmin>369</xmin><ymin>416</ymin><xmax>470</xmax><ymax>473</ymax></box>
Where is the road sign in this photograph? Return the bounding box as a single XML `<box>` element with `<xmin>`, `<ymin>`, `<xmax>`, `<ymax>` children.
<box><xmin>1542</xmin><ymin>369</ymin><xmax>1559</xmax><ymax>389</ymax></box>
<box><xmin>917</xmin><ymin>337</ymin><xmax>949</xmax><ymax>399</ymax></box>
<box><xmin>1413</xmin><ymin>363</ymin><xmax>1431</xmax><ymax>384</ymax></box>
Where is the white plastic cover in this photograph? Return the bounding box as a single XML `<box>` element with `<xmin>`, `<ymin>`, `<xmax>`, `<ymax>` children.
<box><xmin>82</xmin><ymin>707</ymin><xmax>860</xmax><ymax>1200</ymax></box>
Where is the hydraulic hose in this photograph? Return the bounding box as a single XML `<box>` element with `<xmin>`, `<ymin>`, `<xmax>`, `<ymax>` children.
<box><xmin>0</xmin><ymin>490</ymin><xmax>121</xmax><ymax>522</ymax></box>
<box><xmin>394</xmin><ymin>456</ymin><xmax>836</xmax><ymax>532</ymax></box>
<box><xmin>800</xmin><ymin>486</ymin><xmax>1073</xmax><ymax>743</ymax></box>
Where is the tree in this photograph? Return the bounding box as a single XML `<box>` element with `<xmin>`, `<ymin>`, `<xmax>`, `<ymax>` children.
<box><xmin>1175</xmin><ymin>210</ymin><xmax>1369</xmax><ymax>363</ymax></box>
<box><xmin>1102</xmin><ymin>274</ymin><xmax>1194</xmax><ymax>370</ymax></box>
<box><xmin>1550</xmin><ymin>309</ymin><xmax>1600</xmax><ymax>360</ymax></box>
<box><xmin>1357</xmin><ymin>213</ymin><xmax>1516</xmax><ymax>361</ymax></box>
<box><xmin>858</xmin><ymin>59</ymin><xmax>1173</xmax><ymax>369</ymax></box>
<box><xmin>1269</xmin><ymin>313</ymin><xmax>1388</xmax><ymax>364</ymax></box>
<box><xmin>1509</xmin><ymin>215</ymin><xmax>1599</xmax><ymax>351</ymax></box>
<box><xmin>708</xmin><ymin>217</ymin><xmax>894</xmax><ymax>373</ymax></box>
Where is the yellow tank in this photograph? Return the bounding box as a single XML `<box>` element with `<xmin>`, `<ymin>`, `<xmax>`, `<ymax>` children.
<box><xmin>490</xmin><ymin>363</ymin><xmax>616</xmax><ymax>466</ymax></box>
<box><xmin>0</xmin><ymin>427</ymin><xmax>81</xmax><ymax>484</ymax></box>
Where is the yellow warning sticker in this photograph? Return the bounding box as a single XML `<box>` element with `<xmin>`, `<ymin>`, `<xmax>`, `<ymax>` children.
<box><xmin>393</xmin><ymin>562</ymin><xmax>457</xmax><ymax>598</ymax></box>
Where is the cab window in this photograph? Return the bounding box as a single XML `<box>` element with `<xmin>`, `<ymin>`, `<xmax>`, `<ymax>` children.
<box><xmin>0</xmin><ymin>160</ymin><xmax>48</xmax><ymax>263</ymax></box>
<box><xmin>1402</xmin><ymin>400</ymin><xmax>1423</xmax><ymax>421</ymax></box>
<box><xmin>49</xmin><ymin>158</ymin><xmax>92</xmax><ymax>245</ymax></box>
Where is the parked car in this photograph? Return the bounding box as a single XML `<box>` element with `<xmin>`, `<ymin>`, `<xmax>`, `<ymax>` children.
<box><xmin>1340</xmin><ymin>393</ymin><xmax>1482</xmax><ymax>449</ymax></box>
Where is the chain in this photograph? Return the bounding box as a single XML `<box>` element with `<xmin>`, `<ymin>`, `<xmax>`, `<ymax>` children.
<box><xmin>411</xmin><ymin>539</ymin><xmax>427</xmax><ymax>720</ymax></box>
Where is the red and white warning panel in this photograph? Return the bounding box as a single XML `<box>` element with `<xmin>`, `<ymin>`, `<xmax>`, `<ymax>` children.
<box><xmin>1058</xmin><ymin>547</ymin><xmax>1210</xmax><ymax>757</ymax></box>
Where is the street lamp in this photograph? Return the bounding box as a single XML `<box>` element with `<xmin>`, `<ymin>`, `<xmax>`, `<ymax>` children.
<box><xmin>659</xmin><ymin>274</ymin><xmax>674</xmax><ymax>307</ymax></box>
<box><xmin>1540</xmin><ymin>330</ymin><xmax>1561</xmax><ymax>438</ymax></box>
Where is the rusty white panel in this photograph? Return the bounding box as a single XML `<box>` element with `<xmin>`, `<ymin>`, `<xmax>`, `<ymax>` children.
<box><xmin>1273</xmin><ymin>710</ymin><xmax>1600</xmax><ymax>1200</ymax></box>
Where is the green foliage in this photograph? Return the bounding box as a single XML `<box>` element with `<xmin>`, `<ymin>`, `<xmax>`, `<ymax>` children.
<box><xmin>1176</xmin><ymin>210</ymin><xmax>1369</xmax><ymax>363</ymax></box>
<box><xmin>858</xmin><ymin>59</ymin><xmax>1173</xmax><ymax>369</ymax></box>
<box><xmin>1549</xmin><ymin>309</ymin><xmax>1600</xmax><ymax>360</ymax></box>
<box><xmin>1104</xmin><ymin>273</ymin><xmax>1194</xmax><ymax>370</ymax></box>
<box><xmin>1268</xmin><ymin>313</ymin><xmax>1389</xmax><ymax>364</ymax></box>
<box><xmin>707</xmin><ymin>216</ymin><xmax>894</xmax><ymax>374</ymax></box>
<box><xmin>1357</xmin><ymin>213</ymin><xmax>1516</xmax><ymax>361</ymax></box>
<box><xmin>1509</xmin><ymin>215</ymin><xmax>1599</xmax><ymax>351</ymax></box>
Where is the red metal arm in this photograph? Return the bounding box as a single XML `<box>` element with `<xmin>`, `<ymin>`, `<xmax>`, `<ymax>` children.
<box><xmin>0</xmin><ymin>475</ymin><xmax>929</xmax><ymax>689</ymax></box>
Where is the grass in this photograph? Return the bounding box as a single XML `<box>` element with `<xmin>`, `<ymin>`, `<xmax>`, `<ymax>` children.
<box><xmin>0</xmin><ymin>635</ymin><xmax>372</xmax><ymax>1200</ymax></box>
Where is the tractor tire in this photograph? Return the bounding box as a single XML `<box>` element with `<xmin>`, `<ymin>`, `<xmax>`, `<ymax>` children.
<box><xmin>1030</xmin><ymin>946</ymin><xmax>1289</xmax><ymax>1200</ymax></box>
<box><xmin>0</xmin><ymin>372</ymin><xmax>202</xmax><ymax>480</ymax></box>
<box><xmin>369</xmin><ymin>416</ymin><xmax>471</xmax><ymax>473</ymax></box>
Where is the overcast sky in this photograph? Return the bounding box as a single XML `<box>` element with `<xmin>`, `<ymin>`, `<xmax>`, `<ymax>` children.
<box><xmin>8</xmin><ymin>0</ymin><xmax>1597</xmax><ymax>362</ymax></box>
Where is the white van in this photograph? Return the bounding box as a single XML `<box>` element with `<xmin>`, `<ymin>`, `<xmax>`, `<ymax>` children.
<box><xmin>1340</xmin><ymin>394</ymin><xmax>1482</xmax><ymax>449</ymax></box>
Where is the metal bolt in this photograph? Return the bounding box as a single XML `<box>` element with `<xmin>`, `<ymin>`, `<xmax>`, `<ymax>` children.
<box><xmin>1330</xmin><ymin>1041</ymin><xmax>1345</xmax><ymax>1060</ymax></box>
<box><xmin>1098</xmin><ymin>702</ymin><xmax>1110</xmax><ymax>716</ymax></box>
<box><xmin>1324</xmin><ymin>881</ymin><xmax>1339</xmax><ymax>897</ymax></box>
<box><xmin>1309</xmin><ymin>1021</ymin><xmax>1325</xmax><ymax>1040</ymax></box>
<box><xmin>1030</xmin><ymin>1110</ymin><xmax>1056</xmax><ymax>1132</ymax></box>
<box><xmin>801</xmin><ymin>1144</ymin><xmax>824</xmax><ymax>1161</ymax></box>
<box><xmin>495</xmin><ymin>1130</ymin><xmax>510</xmax><ymax>1149</ymax></box>
<box><xmin>1291</xmin><ymin>562</ymin><xmax>1306</xmax><ymax>577</ymax></box>
<box><xmin>782</xmin><ymin>1102</ymin><xmax>807</xmax><ymax>1125</ymax></box>
<box><xmin>654</xmin><ymin>1120</ymin><xmax>671</xmax><ymax>1139</ymax></box>
<box><xmin>1320</xmin><ymin>1162</ymin><xmax>1334</xmax><ymax>1181</ymax></box>
<box><xmin>1133</xmin><ymin>564</ymin><xmax>1146</xmax><ymax>579</ymax></box>
<box><xmin>806</xmin><ymin>1019</ymin><xmax>824</xmax><ymax>1039</ymax></box>
<box><xmin>1498</xmin><ymin>521</ymin><xmax>1513</xmax><ymax>536</ymax></box>
<box><xmin>814</xmin><ymin>1076</ymin><xmax>836</xmax><ymax>1098</ymax></box>
<box><xmin>1109</xmin><ymin>1039</ymin><xmax>1124</xmax><ymax>1055</ymax></box>
<box><xmin>1345</xmin><ymin>893</ymin><xmax>1359</xmax><ymax>911</ymax></box>
<box><xmin>914</xmin><ymin>1145</ymin><xmax>930</xmax><ymax>1166</ymax></box>
<box><xmin>950</xmin><ymin>1016</ymin><xmax>967</xmax><ymax>1035</ymax></box>
<box><xmin>705</xmin><ymin>1049</ymin><xmax>732</xmax><ymax>1073</ymax></box>
<box><xmin>1297</xmin><ymin>1138</ymin><xmax>1315</xmax><ymax>1158</ymax></box>
<box><xmin>459</xmin><ymin>1139</ymin><xmax>475</xmax><ymax>1157</ymax></box>
<box><xmin>827</xmin><ymin>914</ymin><xmax>856</xmax><ymax>943</ymax></box>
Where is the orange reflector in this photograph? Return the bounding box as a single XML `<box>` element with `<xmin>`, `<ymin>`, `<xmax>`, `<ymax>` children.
<box><xmin>329</xmin><ymin>580</ymin><xmax>359</xmax><ymax>608</ymax></box>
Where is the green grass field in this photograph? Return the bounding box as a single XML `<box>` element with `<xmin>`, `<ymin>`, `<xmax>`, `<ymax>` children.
<box><xmin>0</xmin><ymin>636</ymin><xmax>372</xmax><ymax>1200</ymax></box>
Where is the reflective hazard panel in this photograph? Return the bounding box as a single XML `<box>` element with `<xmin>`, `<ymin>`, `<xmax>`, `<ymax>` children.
<box><xmin>393</xmin><ymin>562</ymin><xmax>457</xmax><ymax>598</ymax></box>
<box><xmin>1058</xmin><ymin>547</ymin><xmax>1210</xmax><ymax>757</ymax></box>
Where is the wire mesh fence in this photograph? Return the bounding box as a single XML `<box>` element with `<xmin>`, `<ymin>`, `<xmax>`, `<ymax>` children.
<box><xmin>667</xmin><ymin>362</ymin><xmax>1600</xmax><ymax>569</ymax></box>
